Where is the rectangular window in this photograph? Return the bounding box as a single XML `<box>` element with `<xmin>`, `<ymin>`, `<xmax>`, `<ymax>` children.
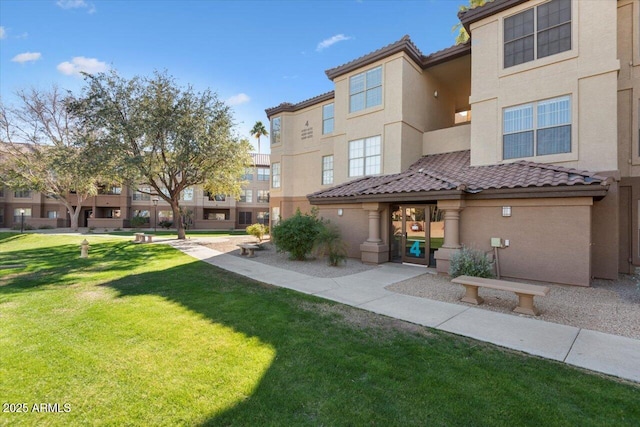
<box><xmin>14</xmin><ymin>207</ymin><xmax>31</xmax><ymax>223</ymax></box>
<box><xmin>257</xmin><ymin>167</ymin><xmax>270</xmax><ymax>181</ymax></box>
<box><xmin>349</xmin><ymin>66</ymin><xmax>382</xmax><ymax>113</ymax></box>
<box><xmin>213</xmin><ymin>212</ymin><xmax>226</xmax><ymax>220</ymax></box>
<box><xmin>240</xmin><ymin>190</ymin><xmax>253</xmax><ymax>203</ymax></box>
<box><xmin>47</xmin><ymin>211</ymin><xmax>58</xmax><ymax>219</ymax></box>
<box><xmin>14</xmin><ymin>190</ymin><xmax>31</xmax><ymax>198</ymax></box>
<box><xmin>503</xmin><ymin>95</ymin><xmax>571</xmax><ymax>159</ymax></box>
<box><xmin>158</xmin><ymin>210</ymin><xmax>173</xmax><ymax>221</ymax></box>
<box><xmin>272</xmin><ymin>207</ymin><xmax>280</xmax><ymax>226</ymax></box>
<box><xmin>271</xmin><ymin>117</ymin><xmax>281</xmax><ymax>145</ymax></box>
<box><xmin>257</xmin><ymin>211</ymin><xmax>269</xmax><ymax>224</ymax></box>
<box><xmin>322</xmin><ymin>155</ymin><xmax>334</xmax><ymax>185</ymax></box>
<box><xmin>111</xmin><ymin>186</ymin><xmax>122</xmax><ymax>195</ymax></box>
<box><xmin>272</xmin><ymin>163</ymin><xmax>281</xmax><ymax>188</ymax></box>
<box><xmin>241</xmin><ymin>168</ymin><xmax>254</xmax><ymax>181</ymax></box>
<box><xmin>257</xmin><ymin>190</ymin><xmax>269</xmax><ymax>203</ymax></box>
<box><xmin>208</xmin><ymin>193</ymin><xmax>226</xmax><ymax>202</ymax></box>
<box><xmin>133</xmin><ymin>209</ymin><xmax>150</xmax><ymax>218</ymax></box>
<box><xmin>504</xmin><ymin>0</ymin><xmax>571</xmax><ymax>68</ymax></box>
<box><xmin>133</xmin><ymin>188</ymin><xmax>151</xmax><ymax>201</ymax></box>
<box><xmin>239</xmin><ymin>211</ymin><xmax>252</xmax><ymax>225</ymax></box>
<box><xmin>323</xmin><ymin>103</ymin><xmax>334</xmax><ymax>134</ymax></box>
<box><xmin>181</xmin><ymin>188</ymin><xmax>194</xmax><ymax>201</ymax></box>
<box><xmin>349</xmin><ymin>136</ymin><xmax>381</xmax><ymax>177</ymax></box>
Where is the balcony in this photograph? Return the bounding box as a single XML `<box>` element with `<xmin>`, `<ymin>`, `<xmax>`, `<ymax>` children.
<box><xmin>423</xmin><ymin>123</ymin><xmax>470</xmax><ymax>156</ymax></box>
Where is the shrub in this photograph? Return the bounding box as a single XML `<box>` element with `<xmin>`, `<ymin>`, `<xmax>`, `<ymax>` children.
<box><xmin>271</xmin><ymin>209</ymin><xmax>323</xmax><ymax>260</ymax></box>
<box><xmin>449</xmin><ymin>246</ymin><xmax>494</xmax><ymax>278</ymax></box>
<box><xmin>38</xmin><ymin>225</ymin><xmax>54</xmax><ymax>230</ymax></box>
<box><xmin>12</xmin><ymin>223</ymin><xmax>34</xmax><ymax>231</ymax></box>
<box><xmin>313</xmin><ymin>223</ymin><xmax>348</xmax><ymax>266</ymax></box>
<box><xmin>246</xmin><ymin>223</ymin><xmax>267</xmax><ymax>242</ymax></box>
<box><xmin>130</xmin><ymin>216</ymin><xmax>147</xmax><ymax>228</ymax></box>
<box><xmin>159</xmin><ymin>220</ymin><xmax>173</xmax><ymax>229</ymax></box>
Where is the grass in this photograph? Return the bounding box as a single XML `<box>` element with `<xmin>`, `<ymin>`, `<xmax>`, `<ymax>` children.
<box><xmin>1</xmin><ymin>233</ymin><xmax>638</xmax><ymax>426</ymax></box>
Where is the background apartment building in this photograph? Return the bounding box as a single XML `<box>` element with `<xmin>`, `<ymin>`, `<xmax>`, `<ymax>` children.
<box><xmin>0</xmin><ymin>153</ymin><xmax>270</xmax><ymax>230</ymax></box>
<box><xmin>266</xmin><ymin>0</ymin><xmax>639</xmax><ymax>286</ymax></box>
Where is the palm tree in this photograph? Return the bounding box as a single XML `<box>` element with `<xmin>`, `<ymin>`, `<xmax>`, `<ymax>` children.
<box><xmin>452</xmin><ymin>0</ymin><xmax>489</xmax><ymax>45</ymax></box>
<box><xmin>250</xmin><ymin>121</ymin><xmax>269</xmax><ymax>154</ymax></box>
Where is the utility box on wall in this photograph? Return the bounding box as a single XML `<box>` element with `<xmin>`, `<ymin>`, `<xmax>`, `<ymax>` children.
<box><xmin>491</xmin><ymin>237</ymin><xmax>502</xmax><ymax>248</ymax></box>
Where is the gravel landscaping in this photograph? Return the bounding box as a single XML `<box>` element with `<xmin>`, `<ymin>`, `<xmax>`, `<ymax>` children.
<box><xmin>199</xmin><ymin>236</ymin><xmax>640</xmax><ymax>340</ymax></box>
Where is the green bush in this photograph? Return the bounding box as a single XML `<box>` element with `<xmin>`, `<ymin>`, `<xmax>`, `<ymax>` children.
<box><xmin>130</xmin><ymin>216</ymin><xmax>147</xmax><ymax>228</ymax></box>
<box><xmin>12</xmin><ymin>223</ymin><xmax>34</xmax><ymax>231</ymax></box>
<box><xmin>449</xmin><ymin>246</ymin><xmax>494</xmax><ymax>278</ymax></box>
<box><xmin>38</xmin><ymin>225</ymin><xmax>54</xmax><ymax>230</ymax></box>
<box><xmin>159</xmin><ymin>220</ymin><xmax>173</xmax><ymax>229</ymax></box>
<box><xmin>271</xmin><ymin>209</ymin><xmax>323</xmax><ymax>260</ymax></box>
<box><xmin>246</xmin><ymin>223</ymin><xmax>267</xmax><ymax>242</ymax></box>
<box><xmin>313</xmin><ymin>223</ymin><xmax>348</xmax><ymax>266</ymax></box>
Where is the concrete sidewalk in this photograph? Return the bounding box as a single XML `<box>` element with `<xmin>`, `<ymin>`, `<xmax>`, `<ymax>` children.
<box><xmin>168</xmin><ymin>239</ymin><xmax>640</xmax><ymax>384</ymax></box>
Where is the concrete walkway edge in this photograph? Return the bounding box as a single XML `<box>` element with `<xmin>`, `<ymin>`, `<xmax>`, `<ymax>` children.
<box><xmin>168</xmin><ymin>240</ymin><xmax>640</xmax><ymax>384</ymax></box>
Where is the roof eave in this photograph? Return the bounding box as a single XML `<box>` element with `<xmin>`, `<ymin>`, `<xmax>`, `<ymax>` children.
<box><xmin>459</xmin><ymin>0</ymin><xmax>530</xmax><ymax>33</ymax></box>
<box><xmin>265</xmin><ymin>91</ymin><xmax>335</xmax><ymax>118</ymax></box>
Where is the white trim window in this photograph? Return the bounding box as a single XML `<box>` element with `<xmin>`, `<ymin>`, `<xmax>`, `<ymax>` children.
<box><xmin>349</xmin><ymin>66</ymin><xmax>382</xmax><ymax>113</ymax></box>
<box><xmin>504</xmin><ymin>0</ymin><xmax>571</xmax><ymax>68</ymax></box>
<box><xmin>271</xmin><ymin>163</ymin><xmax>281</xmax><ymax>188</ymax></box>
<box><xmin>322</xmin><ymin>155</ymin><xmax>334</xmax><ymax>185</ymax></box>
<box><xmin>240</xmin><ymin>189</ymin><xmax>253</xmax><ymax>203</ymax></box>
<box><xmin>323</xmin><ymin>103</ymin><xmax>334</xmax><ymax>134</ymax></box>
<box><xmin>349</xmin><ymin>136</ymin><xmax>381</xmax><ymax>177</ymax></box>
<box><xmin>503</xmin><ymin>95</ymin><xmax>571</xmax><ymax>159</ymax></box>
<box><xmin>181</xmin><ymin>187</ymin><xmax>194</xmax><ymax>201</ymax></box>
<box><xmin>257</xmin><ymin>167</ymin><xmax>270</xmax><ymax>181</ymax></box>
<box><xmin>271</xmin><ymin>117</ymin><xmax>281</xmax><ymax>145</ymax></box>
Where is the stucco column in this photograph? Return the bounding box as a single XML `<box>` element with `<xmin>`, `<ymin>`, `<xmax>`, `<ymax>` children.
<box><xmin>360</xmin><ymin>203</ymin><xmax>389</xmax><ymax>264</ymax></box>
<box><xmin>367</xmin><ymin>209</ymin><xmax>382</xmax><ymax>243</ymax></box>
<box><xmin>435</xmin><ymin>200</ymin><xmax>465</xmax><ymax>274</ymax></box>
<box><xmin>442</xmin><ymin>208</ymin><xmax>462</xmax><ymax>249</ymax></box>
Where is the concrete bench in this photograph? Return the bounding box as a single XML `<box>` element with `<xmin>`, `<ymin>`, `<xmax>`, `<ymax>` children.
<box><xmin>237</xmin><ymin>243</ymin><xmax>259</xmax><ymax>257</ymax></box>
<box><xmin>451</xmin><ymin>275</ymin><xmax>550</xmax><ymax>316</ymax></box>
<box><xmin>133</xmin><ymin>233</ymin><xmax>154</xmax><ymax>243</ymax></box>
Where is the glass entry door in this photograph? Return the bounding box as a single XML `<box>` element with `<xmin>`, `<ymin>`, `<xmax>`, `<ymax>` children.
<box><xmin>402</xmin><ymin>206</ymin><xmax>429</xmax><ymax>265</ymax></box>
<box><xmin>390</xmin><ymin>205</ymin><xmax>430</xmax><ymax>265</ymax></box>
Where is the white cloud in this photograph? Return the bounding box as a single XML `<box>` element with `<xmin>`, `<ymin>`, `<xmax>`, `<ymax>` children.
<box><xmin>56</xmin><ymin>0</ymin><xmax>96</xmax><ymax>13</ymax></box>
<box><xmin>57</xmin><ymin>56</ymin><xmax>108</xmax><ymax>76</ymax></box>
<box><xmin>11</xmin><ymin>52</ymin><xmax>42</xmax><ymax>63</ymax></box>
<box><xmin>0</xmin><ymin>27</ymin><xmax>6</xmax><ymax>40</ymax></box>
<box><xmin>227</xmin><ymin>93</ymin><xmax>250</xmax><ymax>106</ymax></box>
<box><xmin>316</xmin><ymin>34</ymin><xmax>352</xmax><ymax>51</ymax></box>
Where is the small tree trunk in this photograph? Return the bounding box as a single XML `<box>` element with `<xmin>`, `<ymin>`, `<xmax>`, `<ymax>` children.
<box><xmin>171</xmin><ymin>201</ymin><xmax>186</xmax><ymax>239</ymax></box>
<box><xmin>70</xmin><ymin>208</ymin><xmax>81</xmax><ymax>231</ymax></box>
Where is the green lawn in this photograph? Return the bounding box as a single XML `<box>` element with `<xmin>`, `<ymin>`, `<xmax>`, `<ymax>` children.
<box><xmin>1</xmin><ymin>233</ymin><xmax>638</xmax><ymax>426</ymax></box>
<box><xmin>104</xmin><ymin>229</ymin><xmax>248</xmax><ymax>238</ymax></box>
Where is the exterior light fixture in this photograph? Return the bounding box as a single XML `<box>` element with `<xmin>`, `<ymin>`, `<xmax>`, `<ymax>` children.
<box><xmin>433</xmin><ymin>90</ymin><xmax>438</xmax><ymax>98</ymax></box>
<box><xmin>152</xmin><ymin>197</ymin><xmax>159</xmax><ymax>232</ymax></box>
<box><xmin>337</xmin><ymin>208</ymin><xmax>343</xmax><ymax>216</ymax></box>
<box><xmin>502</xmin><ymin>206</ymin><xmax>512</xmax><ymax>217</ymax></box>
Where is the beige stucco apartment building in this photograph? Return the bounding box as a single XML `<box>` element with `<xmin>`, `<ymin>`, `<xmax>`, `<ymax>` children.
<box><xmin>266</xmin><ymin>0</ymin><xmax>639</xmax><ymax>286</ymax></box>
<box><xmin>0</xmin><ymin>153</ymin><xmax>270</xmax><ymax>231</ymax></box>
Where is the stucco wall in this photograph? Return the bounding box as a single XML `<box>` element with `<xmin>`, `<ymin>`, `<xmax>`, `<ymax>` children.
<box><xmin>460</xmin><ymin>198</ymin><xmax>593</xmax><ymax>286</ymax></box>
<box><xmin>468</xmin><ymin>0</ymin><xmax>620</xmax><ymax>171</ymax></box>
<box><xmin>316</xmin><ymin>204</ymin><xmax>370</xmax><ymax>259</ymax></box>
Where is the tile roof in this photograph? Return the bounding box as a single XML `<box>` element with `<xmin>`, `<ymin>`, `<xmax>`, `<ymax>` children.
<box><xmin>308</xmin><ymin>150</ymin><xmax>610</xmax><ymax>201</ymax></box>
<box><xmin>250</xmin><ymin>153</ymin><xmax>270</xmax><ymax>167</ymax></box>
<box><xmin>266</xmin><ymin>36</ymin><xmax>470</xmax><ymax>116</ymax></box>
<box><xmin>458</xmin><ymin>0</ymin><xmax>529</xmax><ymax>33</ymax></box>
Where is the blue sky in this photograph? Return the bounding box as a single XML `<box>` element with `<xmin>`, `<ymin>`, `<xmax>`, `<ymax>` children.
<box><xmin>0</xmin><ymin>0</ymin><xmax>466</xmax><ymax>152</ymax></box>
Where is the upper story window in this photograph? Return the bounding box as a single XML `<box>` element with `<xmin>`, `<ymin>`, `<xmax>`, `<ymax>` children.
<box><xmin>14</xmin><ymin>190</ymin><xmax>31</xmax><ymax>198</ymax></box>
<box><xmin>257</xmin><ymin>190</ymin><xmax>270</xmax><ymax>203</ymax></box>
<box><xmin>349</xmin><ymin>66</ymin><xmax>382</xmax><ymax>113</ymax></box>
<box><xmin>323</xmin><ymin>103</ymin><xmax>334</xmax><ymax>134</ymax></box>
<box><xmin>240</xmin><ymin>189</ymin><xmax>253</xmax><ymax>203</ymax></box>
<box><xmin>503</xmin><ymin>95</ymin><xmax>571</xmax><ymax>159</ymax></box>
<box><xmin>133</xmin><ymin>187</ymin><xmax>151</xmax><ymax>201</ymax></box>
<box><xmin>322</xmin><ymin>155</ymin><xmax>334</xmax><ymax>185</ymax></box>
<box><xmin>349</xmin><ymin>136</ymin><xmax>381</xmax><ymax>177</ymax></box>
<box><xmin>241</xmin><ymin>168</ymin><xmax>254</xmax><ymax>181</ymax></box>
<box><xmin>271</xmin><ymin>163</ymin><xmax>281</xmax><ymax>188</ymax></box>
<box><xmin>257</xmin><ymin>167</ymin><xmax>270</xmax><ymax>181</ymax></box>
<box><xmin>207</xmin><ymin>193</ymin><xmax>226</xmax><ymax>202</ymax></box>
<box><xmin>504</xmin><ymin>0</ymin><xmax>571</xmax><ymax>69</ymax></box>
<box><xmin>271</xmin><ymin>117</ymin><xmax>281</xmax><ymax>145</ymax></box>
<box><xmin>181</xmin><ymin>187</ymin><xmax>194</xmax><ymax>201</ymax></box>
